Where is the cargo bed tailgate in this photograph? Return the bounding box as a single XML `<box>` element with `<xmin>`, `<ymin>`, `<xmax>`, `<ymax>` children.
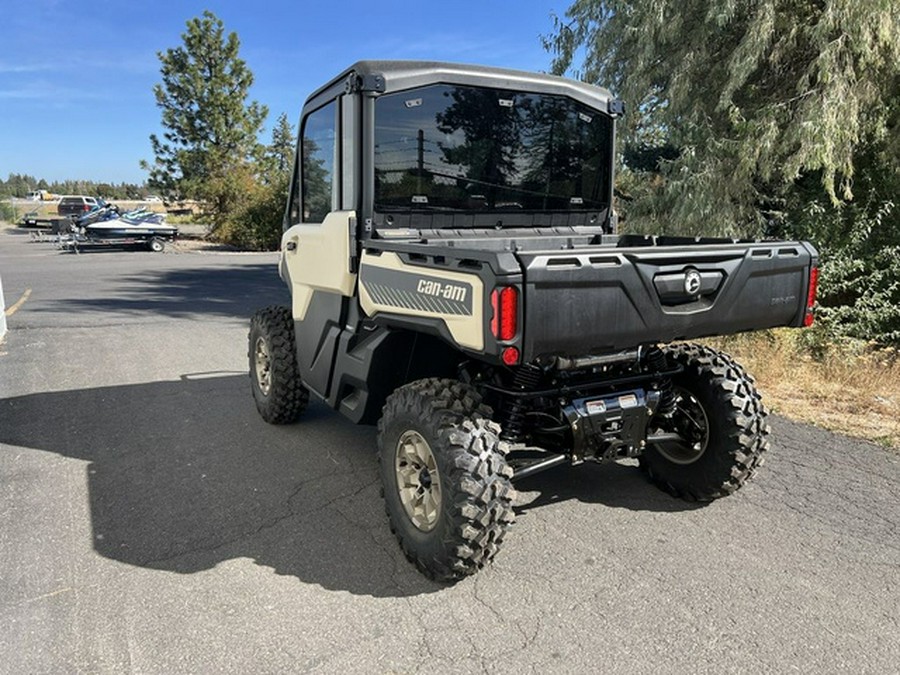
<box><xmin>518</xmin><ymin>241</ymin><xmax>817</xmax><ymax>358</ymax></box>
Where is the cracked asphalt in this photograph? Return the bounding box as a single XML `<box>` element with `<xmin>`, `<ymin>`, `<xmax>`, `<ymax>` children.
<box><xmin>1</xmin><ymin>227</ymin><xmax>898</xmax><ymax>673</ymax></box>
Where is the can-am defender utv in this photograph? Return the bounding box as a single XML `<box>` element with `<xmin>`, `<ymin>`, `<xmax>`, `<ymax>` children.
<box><xmin>249</xmin><ymin>61</ymin><xmax>818</xmax><ymax>582</ymax></box>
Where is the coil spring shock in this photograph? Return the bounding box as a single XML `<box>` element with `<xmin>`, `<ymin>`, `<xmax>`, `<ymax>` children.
<box><xmin>499</xmin><ymin>364</ymin><xmax>543</xmax><ymax>441</ymax></box>
<box><xmin>647</xmin><ymin>346</ymin><xmax>677</xmax><ymax>417</ymax></box>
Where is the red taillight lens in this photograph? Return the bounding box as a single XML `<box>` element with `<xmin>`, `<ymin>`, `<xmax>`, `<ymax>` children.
<box><xmin>803</xmin><ymin>266</ymin><xmax>819</xmax><ymax>327</ymax></box>
<box><xmin>499</xmin><ymin>286</ymin><xmax>517</xmax><ymax>340</ymax></box>
<box><xmin>490</xmin><ymin>289</ymin><xmax>499</xmax><ymax>338</ymax></box>
<box><xmin>83</xmin><ymin>204</ymin><xmax>89</xmax><ymax>211</ymax></box>
<box><xmin>490</xmin><ymin>286</ymin><xmax>518</xmax><ymax>341</ymax></box>
<box><xmin>501</xmin><ymin>346</ymin><xmax>520</xmax><ymax>365</ymax></box>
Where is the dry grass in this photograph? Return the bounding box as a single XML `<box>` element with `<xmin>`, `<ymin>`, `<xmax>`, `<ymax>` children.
<box><xmin>703</xmin><ymin>330</ymin><xmax>900</xmax><ymax>450</ymax></box>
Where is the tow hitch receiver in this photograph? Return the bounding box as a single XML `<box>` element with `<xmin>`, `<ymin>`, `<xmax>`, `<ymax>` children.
<box><xmin>563</xmin><ymin>388</ymin><xmax>660</xmax><ymax>462</ymax></box>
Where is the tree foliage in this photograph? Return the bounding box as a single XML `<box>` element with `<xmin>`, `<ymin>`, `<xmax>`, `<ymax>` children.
<box><xmin>142</xmin><ymin>10</ymin><xmax>268</xmax><ymax>204</ymax></box>
<box><xmin>0</xmin><ymin>173</ymin><xmax>146</xmax><ymax>199</ymax></box>
<box><xmin>266</xmin><ymin>112</ymin><xmax>296</xmax><ymax>179</ymax></box>
<box><xmin>218</xmin><ymin>114</ymin><xmax>296</xmax><ymax>250</ymax></box>
<box><xmin>217</xmin><ymin>170</ymin><xmax>290</xmax><ymax>251</ymax></box>
<box><xmin>546</xmin><ymin>0</ymin><xmax>900</xmax><ymax>235</ymax></box>
<box><xmin>0</xmin><ymin>173</ymin><xmax>39</xmax><ymax>198</ymax></box>
<box><xmin>546</xmin><ymin>0</ymin><xmax>900</xmax><ymax>345</ymax></box>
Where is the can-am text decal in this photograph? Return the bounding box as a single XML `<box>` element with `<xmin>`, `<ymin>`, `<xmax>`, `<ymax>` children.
<box><xmin>362</xmin><ymin>266</ymin><xmax>473</xmax><ymax>316</ymax></box>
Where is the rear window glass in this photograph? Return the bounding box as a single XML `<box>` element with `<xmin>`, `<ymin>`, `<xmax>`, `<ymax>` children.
<box><xmin>374</xmin><ymin>84</ymin><xmax>612</xmax><ymax>218</ymax></box>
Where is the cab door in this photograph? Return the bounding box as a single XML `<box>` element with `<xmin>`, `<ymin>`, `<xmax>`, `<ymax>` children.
<box><xmin>280</xmin><ymin>96</ymin><xmax>357</xmax><ymax>397</ymax></box>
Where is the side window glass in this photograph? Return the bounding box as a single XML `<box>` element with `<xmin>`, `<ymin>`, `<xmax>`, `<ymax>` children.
<box><xmin>287</xmin><ymin>149</ymin><xmax>301</xmax><ymax>224</ymax></box>
<box><xmin>302</xmin><ymin>101</ymin><xmax>336</xmax><ymax>222</ymax></box>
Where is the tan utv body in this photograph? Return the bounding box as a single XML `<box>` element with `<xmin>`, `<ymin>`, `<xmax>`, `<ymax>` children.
<box><xmin>249</xmin><ymin>61</ymin><xmax>819</xmax><ymax>581</ymax></box>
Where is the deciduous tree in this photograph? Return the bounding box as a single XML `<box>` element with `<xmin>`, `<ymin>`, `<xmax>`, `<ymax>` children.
<box><xmin>545</xmin><ymin>0</ymin><xmax>900</xmax><ymax>236</ymax></box>
<box><xmin>546</xmin><ymin>0</ymin><xmax>900</xmax><ymax>345</ymax></box>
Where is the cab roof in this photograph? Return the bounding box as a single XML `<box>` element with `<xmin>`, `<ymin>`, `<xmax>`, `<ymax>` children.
<box><xmin>303</xmin><ymin>60</ymin><xmax>617</xmax><ymax>115</ymax></box>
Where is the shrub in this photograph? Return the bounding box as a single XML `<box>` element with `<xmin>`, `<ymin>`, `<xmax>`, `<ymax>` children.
<box><xmin>215</xmin><ymin>173</ymin><xmax>287</xmax><ymax>251</ymax></box>
<box><xmin>0</xmin><ymin>200</ymin><xmax>15</xmax><ymax>222</ymax></box>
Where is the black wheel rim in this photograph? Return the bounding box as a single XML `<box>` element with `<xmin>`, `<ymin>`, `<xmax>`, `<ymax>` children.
<box><xmin>653</xmin><ymin>387</ymin><xmax>710</xmax><ymax>465</ymax></box>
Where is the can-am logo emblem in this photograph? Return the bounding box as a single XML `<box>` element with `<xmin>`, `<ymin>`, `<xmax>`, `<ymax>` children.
<box><xmin>684</xmin><ymin>269</ymin><xmax>702</xmax><ymax>295</ymax></box>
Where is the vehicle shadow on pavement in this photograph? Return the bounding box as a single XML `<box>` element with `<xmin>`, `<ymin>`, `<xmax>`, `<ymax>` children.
<box><xmin>513</xmin><ymin>462</ymin><xmax>705</xmax><ymax>515</ymax></box>
<box><xmin>0</xmin><ymin>373</ymin><xmax>439</xmax><ymax>598</ymax></box>
<box><xmin>40</xmin><ymin>263</ymin><xmax>290</xmax><ymax>321</ymax></box>
<box><xmin>0</xmin><ymin>372</ymin><xmax>700</xmax><ymax>596</ymax></box>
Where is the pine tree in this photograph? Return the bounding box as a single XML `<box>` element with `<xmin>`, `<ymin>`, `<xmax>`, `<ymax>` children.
<box><xmin>268</xmin><ymin>113</ymin><xmax>295</xmax><ymax>177</ymax></box>
<box><xmin>142</xmin><ymin>11</ymin><xmax>268</xmax><ymax>201</ymax></box>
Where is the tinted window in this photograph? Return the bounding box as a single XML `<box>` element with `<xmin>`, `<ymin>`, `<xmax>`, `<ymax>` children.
<box><xmin>374</xmin><ymin>84</ymin><xmax>612</xmax><ymax>218</ymax></box>
<box><xmin>287</xmin><ymin>149</ymin><xmax>301</xmax><ymax>225</ymax></box>
<box><xmin>301</xmin><ymin>102</ymin><xmax>336</xmax><ymax>222</ymax></box>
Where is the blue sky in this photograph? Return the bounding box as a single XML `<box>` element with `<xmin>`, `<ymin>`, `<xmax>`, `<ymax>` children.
<box><xmin>0</xmin><ymin>0</ymin><xmax>574</xmax><ymax>185</ymax></box>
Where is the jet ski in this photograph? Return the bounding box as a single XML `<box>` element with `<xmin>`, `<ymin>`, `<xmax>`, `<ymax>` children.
<box><xmin>73</xmin><ymin>200</ymin><xmax>120</xmax><ymax>227</ymax></box>
<box><xmin>80</xmin><ymin>207</ymin><xmax>178</xmax><ymax>251</ymax></box>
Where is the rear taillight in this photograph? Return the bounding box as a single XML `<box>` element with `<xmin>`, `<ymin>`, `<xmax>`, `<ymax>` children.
<box><xmin>491</xmin><ymin>286</ymin><xmax>520</xmax><ymax>365</ymax></box>
<box><xmin>501</xmin><ymin>346</ymin><xmax>520</xmax><ymax>365</ymax></box>
<box><xmin>804</xmin><ymin>266</ymin><xmax>819</xmax><ymax>327</ymax></box>
<box><xmin>83</xmin><ymin>204</ymin><xmax>89</xmax><ymax>211</ymax></box>
<box><xmin>490</xmin><ymin>286</ymin><xmax>518</xmax><ymax>341</ymax></box>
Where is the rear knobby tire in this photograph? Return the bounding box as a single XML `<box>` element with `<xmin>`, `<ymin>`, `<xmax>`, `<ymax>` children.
<box><xmin>248</xmin><ymin>306</ymin><xmax>309</xmax><ymax>424</ymax></box>
<box><xmin>377</xmin><ymin>378</ymin><xmax>516</xmax><ymax>582</ymax></box>
<box><xmin>641</xmin><ymin>343</ymin><xmax>770</xmax><ymax>501</ymax></box>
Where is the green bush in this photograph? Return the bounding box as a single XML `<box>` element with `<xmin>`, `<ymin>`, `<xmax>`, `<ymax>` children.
<box><xmin>0</xmin><ymin>200</ymin><xmax>16</xmax><ymax>222</ymax></box>
<box><xmin>782</xmin><ymin>179</ymin><xmax>899</xmax><ymax>347</ymax></box>
<box><xmin>215</xmin><ymin>174</ymin><xmax>287</xmax><ymax>251</ymax></box>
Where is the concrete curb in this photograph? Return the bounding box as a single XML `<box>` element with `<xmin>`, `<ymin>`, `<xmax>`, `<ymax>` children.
<box><xmin>0</xmin><ymin>274</ymin><xmax>6</xmax><ymax>340</ymax></box>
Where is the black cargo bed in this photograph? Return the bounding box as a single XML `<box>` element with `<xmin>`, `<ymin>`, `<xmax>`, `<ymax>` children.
<box><xmin>517</xmin><ymin>240</ymin><xmax>816</xmax><ymax>358</ymax></box>
<box><xmin>365</xmin><ymin>233</ymin><xmax>817</xmax><ymax>360</ymax></box>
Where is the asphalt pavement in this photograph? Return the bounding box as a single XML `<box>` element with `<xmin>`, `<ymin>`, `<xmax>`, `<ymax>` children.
<box><xmin>1</xmin><ymin>225</ymin><xmax>898</xmax><ymax>673</ymax></box>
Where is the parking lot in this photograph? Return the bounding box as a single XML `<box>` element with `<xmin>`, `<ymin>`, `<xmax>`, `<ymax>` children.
<box><xmin>1</xmin><ymin>225</ymin><xmax>898</xmax><ymax>673</ymax></box>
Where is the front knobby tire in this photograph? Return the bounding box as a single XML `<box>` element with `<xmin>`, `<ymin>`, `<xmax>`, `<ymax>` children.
<box><xmin>641</xmin><ymin>343</ymin><xmax>770</xmax><ymax>501</ymax></box>
<box><xmin>377</xmin><ymin>378</ymin><xmax>516</xmax><ymax>582</ymax></box>
<box><xmin>248</xmin><ymin>306</ymin><xmax>309</xmax><ymax>424</ymax></box>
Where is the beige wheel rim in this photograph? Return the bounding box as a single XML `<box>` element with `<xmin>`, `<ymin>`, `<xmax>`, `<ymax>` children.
<box><xmin>395</xmin><ymin>430</ymin><xmax>442</xmax><ymax>531</ymax></box>
<box><xmin>254</xmin><ymin>337</ymin><xmax>271</xmax><ymax>396</ymax></box>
